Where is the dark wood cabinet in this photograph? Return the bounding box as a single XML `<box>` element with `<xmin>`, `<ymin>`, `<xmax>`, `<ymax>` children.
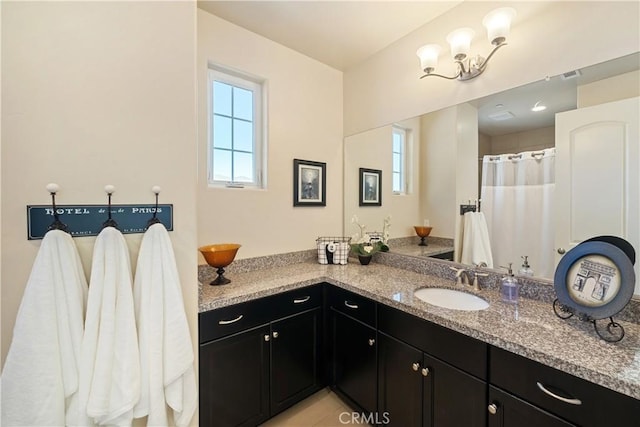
<box><xmin>490</xmin><ymin>346</ymin><xmax>640</xmax><ymax>427</ymax></box>
<box><xmin>378</xmin><ymin>332</ymin><xmax>486</xmax><ymax>427</ymax></box>
<box><xmin>200</xmin><ymin>325</ymin><xmax>271</xmax><ymax>427</ymax></box>
<box><xmin>199</xmin><ymin>285</ymin><xmax>323</xmax><ymax>427</ymax></box>
<box><xmin>488</xmin><ymin>386</ymin><xmax>574</xmax><ymax>427</ymax></box>
<box><xmin>331</xmin><ymin>309</ymin><xmax>378</xmax><ymax>414</ymax></box>
<box><xmin>270</xmin><ymin>307</ymin><xmax>322</xmax><ymax>414</ymax></box>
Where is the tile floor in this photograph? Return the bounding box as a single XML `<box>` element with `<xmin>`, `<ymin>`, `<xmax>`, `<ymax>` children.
<box><xmin>260</xmin><ymin>388</ymin><xmax>364</xmax><ymax>427</ymax></box>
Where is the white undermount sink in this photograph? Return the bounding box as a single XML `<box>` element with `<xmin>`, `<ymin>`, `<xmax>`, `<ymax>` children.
<box><xmin>414</xmin><ymin>288</ymin><xmax>489</xmax><ymax>311</ymax></box>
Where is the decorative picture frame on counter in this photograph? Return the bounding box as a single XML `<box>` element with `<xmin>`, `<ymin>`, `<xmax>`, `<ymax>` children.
<box><xmin>359</xmin><ymin>168</ymin><xmax>382</xmax><ymax>206</ymax></box>
<box><xmin>553</xmin><ymin>235</ymin><xmax>636</xmax><ymax>342</ymax></box>
<box><xmin>293</xmin><ymin>159</ymin><xmax>326</xmax><ymax>206</ymax></box>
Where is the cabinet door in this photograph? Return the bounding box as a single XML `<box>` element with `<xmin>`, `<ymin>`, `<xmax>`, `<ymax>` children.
<box><xmin>378</xmin><ymin>333</ymin><xmax>423</xmax><ymax>427</ymax></box>
<box><xmin>270</xmin><ymin>308</ymin><xmax>322</xmax><ymax>415</ymax></box>
<box><xmin>488</xmin><ymin>386</ymin><xmax>574</xmax><ymax>427</ymax></box>
<box><xmin>332</xmin><ymin>309</ymin><xmax>377</xmax><ymax>413</ymax></box>
<box><xmin>425</xmin><ymin>354</ymin><xmax>486</xmax><ymax>427</ymax></box>
<box><xmin>200</xmin><ymin>325</ymin><xmax>270</xmax><ymax>427</ymax></box>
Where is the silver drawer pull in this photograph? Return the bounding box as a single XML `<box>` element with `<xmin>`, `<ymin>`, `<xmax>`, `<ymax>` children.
<box><xmin>293</xmin><ymin>296</ymin><xmax>311</xmax><ymax>304</ymax></box>
<box><xmin>344</xmin><ymin>301</ymin><xmax>359</xmax><ymax>309</ymax></box>
<box><xmin>536</xmin><ymin>382</ymin><xmax>582</xmax><ymax>405</ymax></box>
<box><xmin>218</xmin><ymin>314</ymin><xmax>243</xmax><ymax>325</ymax></box>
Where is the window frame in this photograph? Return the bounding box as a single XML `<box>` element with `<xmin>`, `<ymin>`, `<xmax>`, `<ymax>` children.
<box><xmin>392</xmin><ymin>126</ymin><xmax>407</xmax><ymax>195</ymax></box>
<box><xmin>207</xmin><ymin>65</ymin><xmax>266</xmax><ymax>188</ymax></box>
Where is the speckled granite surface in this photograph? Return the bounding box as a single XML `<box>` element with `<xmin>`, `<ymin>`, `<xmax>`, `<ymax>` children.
<box><xmin>199</xmin><ymin>259</ymin><xmax>640</xmax><ymax>400</ymax></box>
<box><xmin>389</xmin><ymin>237</ymin><xmax>454</xmax><ymax>258</ymax></box>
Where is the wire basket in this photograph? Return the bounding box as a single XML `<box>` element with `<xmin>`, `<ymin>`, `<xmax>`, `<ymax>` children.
<box><xmin>316</xmin><ymin>236</ymin><xmax>351</xmax><ymax>265</ymax></box>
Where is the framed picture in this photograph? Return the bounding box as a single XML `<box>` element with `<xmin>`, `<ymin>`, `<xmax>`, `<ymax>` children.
<box><xmin>293</xmin><ymin>159</ymin><xmax>326</xmax><ymax>206</ymax></box>
<box><xmin>359</xmin><ymin>168</ymin><xmax>382</xmax><ymax>206</ymax></box>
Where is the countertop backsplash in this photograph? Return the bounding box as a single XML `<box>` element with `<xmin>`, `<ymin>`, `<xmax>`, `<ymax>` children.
<box><xmin>198</xmin><ymin>246</ymin><xmax>640</xmax><ymax>324</ymax></box>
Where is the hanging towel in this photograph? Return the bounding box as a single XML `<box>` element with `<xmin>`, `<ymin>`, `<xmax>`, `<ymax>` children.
<box><xmin>133</xmin><ymin>223</ymin><xmax>197</xmax><ymax>427</ymax></box>
<box><xmin>71</xmin><ymin>226</ymin><xmax>140</xmax><ymax>426</ymax></box>
<box><xmin>460</xmin><ymin>212</ymin><xmax>494</xmax><ymax>268</ymax></box>
<box><xmin>1</xmin><ymin>230</ymin><xmax>88</xmax><ymax>426</ymax></box>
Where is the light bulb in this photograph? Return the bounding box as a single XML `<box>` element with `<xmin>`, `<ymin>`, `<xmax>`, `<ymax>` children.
<box><xmin>446</xmin><ymin>28</ymin><xmax>475</xmax><ymax>61</ymax></box>
<box><xmin>483</xmin><ymin>7</ymin><xmax>516</xmax><ymax>45</ymax></box>
<box><xmin>416</xmin><ymin>44</ymin><xmax>441</xmax><ymax>73</ymax></box>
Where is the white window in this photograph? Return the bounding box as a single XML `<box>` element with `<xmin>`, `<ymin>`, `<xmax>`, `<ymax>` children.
<box><xmin>208</xmin><ymin>66</ymin><xmax>266</xmax><ymax>187</ymax></box>
<box><xmin>392</xmin><ymin>126</ymin><xmax>407</xmax><ymax>194</ymax></box>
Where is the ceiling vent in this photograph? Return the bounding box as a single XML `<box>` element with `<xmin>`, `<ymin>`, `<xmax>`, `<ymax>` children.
<box><xmin>561</xmin><ymin>69</ymin><xmax>582</xmax><ymax>80</ymax></box>
<box><xmin>488</xmin><ymin>111</ymin><xmax>515</xmax><ymax>121</ymax></box>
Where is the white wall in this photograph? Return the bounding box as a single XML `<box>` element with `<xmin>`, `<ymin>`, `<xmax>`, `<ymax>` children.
<box><xmin>344</xmin><ymin>1</ymin><xmax>640</xmax><ymax>136</ymax></box>
<box><xmin>1</xmin><ymin>2</ymin><xmax>199</xmax><ymax>424</ymax></box>
<box><xmin>343</xmin><ymin>116</ymin><xmax>421</xmax><ymax>239</ymax></box>
<box><xmin>197</xmin><ymin>10</ymin><xmax>343</xmax><ymax>260</ymax></box>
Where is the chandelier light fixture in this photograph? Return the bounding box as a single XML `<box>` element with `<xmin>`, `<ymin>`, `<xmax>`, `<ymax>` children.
<box><xmin>417</xmin><ymin>7</ymin><xmax>516</xmax><ymax>81</ymax></box>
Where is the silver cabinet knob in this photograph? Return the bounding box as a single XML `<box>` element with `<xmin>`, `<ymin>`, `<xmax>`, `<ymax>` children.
<box><xmin>488</xmin><ymin>403</ymin><xmax>498</xmax><ymax>415</ymax></box>
<box><xmin>368</xmin><ymin>338</ymin><xmax>375</xmax><ymax>346</ymax></box>
<box><xmin>421</xmin><ymin>367</ymin><xmax>429</xmax><ymax>377</ymax></box>
<box><xmin>272</xmin><ymin>331</ymin><xmax>279</xmax><ymax>339</ymax></box>
<box><xmin>264</xmin><ymin>334</ymin><xmax>270</xmax><ymax>342</ymax></box>
<box><xmin>412</xmin><ymin>362</ymin><xmax>420</xmax><ymax>371</ymax></box>
<box><xmin>557</xmin><ymin>248</ymin><xmax>566</xmax><ymax>254</ymax></box>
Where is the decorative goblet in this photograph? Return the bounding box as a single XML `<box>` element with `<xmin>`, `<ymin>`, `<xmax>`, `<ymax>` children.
<box><xmin>414</xmin><ymin>226</ymin><xmax>433</xmax><ymax>246</ymax></box>
<box><xmin>199</xmin><ymin>243</ymin><xmax>241</xmax><ymax>285</ymax></box>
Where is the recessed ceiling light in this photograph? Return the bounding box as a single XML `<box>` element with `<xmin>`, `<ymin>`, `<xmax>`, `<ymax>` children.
<box><xmin>531</xmin><ymin>101</ymin><xmax>547</xmax><ymax>112</ymax></box>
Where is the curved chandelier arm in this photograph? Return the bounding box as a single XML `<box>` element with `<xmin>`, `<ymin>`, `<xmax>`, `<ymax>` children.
<box><xmin>420</xmin><ymin>71</ymin><xmax>461</xmax><ymax>80</ymax></box>
<box><xmin>480</xmin><ymin>42</ymin><xmax>508</xmax><ymax>70</ymax></box>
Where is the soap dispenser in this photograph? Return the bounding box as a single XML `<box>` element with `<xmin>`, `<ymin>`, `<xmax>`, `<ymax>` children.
<box><xmin>519</xmin><ymin>256</ymin><xmax>534</xmax><ymax>277</ymax></box>
<box><xmin>501</xmin><ymin>263</ymin><xmax>519</xmax><ymax>303</ymax></box>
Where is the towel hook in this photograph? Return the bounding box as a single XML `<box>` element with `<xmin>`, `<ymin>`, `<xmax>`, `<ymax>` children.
<box><xmin>146</xmin><ymin>185</ymin><xmax>162</xmax><ymax>227</ymax></box>
<box><xmin>102</xmin><ymin>185</ymin><xmax>119</xmax><ymax>229</ymax></box>
<box><xmin>45</xmin><ymin>183</ymin><xmax>69</xmax><ymax>233</ymax></box>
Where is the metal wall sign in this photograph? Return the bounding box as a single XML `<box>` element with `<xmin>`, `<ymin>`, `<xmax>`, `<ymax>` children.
<box><xmin>27</xmin><ymin>204</ymin><xmax>173</xmax><ymax>240</ymax></box>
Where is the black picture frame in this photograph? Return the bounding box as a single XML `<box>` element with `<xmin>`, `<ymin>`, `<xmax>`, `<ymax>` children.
<box><xmin>359</xmin><ymin>168</ymin><xmax>382</xmax><ymax>206</ymax></box>
<box><xmin>293</xmin><ymin>159</ymin><xmax>326</xmax><ymax>206</ymax></box>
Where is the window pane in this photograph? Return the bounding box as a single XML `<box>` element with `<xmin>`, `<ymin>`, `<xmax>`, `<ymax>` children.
<box><xmin>393</xmin><ymin>153</ymin><xmax>401</xmax><ymax>172</ymax></box>
<box><xmin>233</xmin><ymin>151</ymin><xmax>254</xmax><ymax>183</ymax></box>
<box><xmin>233</xmin><ymin>119</ymin><xmax>253</xmax><ymax>152</ymax></box>
<box><xmin>213</xmin><ymin>115</ymin><xmax>232</xmax><ymax>149</ymax></box>
<box><xmin>213</xmin><ymin>81</ymin><xmax>232</xmax><ymax>116</ymax></box>
<box><xmin>213</xmin><ymin>149</ymin><xmax>232</xmax><ymax>181</ymax></box>
<box><xmin>393</xmin><ymin>172</ymin><xmax>400</xmax><ymax>192</ymax></box>
<box><xmin>234</xmin><ymin>87</ymin><xmax>253</xmax><ymax>121</ymax></box>
<box><xmin>393</xmin><ymin>135</ymin><xmax>401</xmax><ymax>152</ymax></box>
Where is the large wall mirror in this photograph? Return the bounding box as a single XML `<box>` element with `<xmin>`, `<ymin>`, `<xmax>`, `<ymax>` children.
<box><xmin>344</xmin><ymin>52</ymin><xmax>640</xmax><ymax>294</ymax></box>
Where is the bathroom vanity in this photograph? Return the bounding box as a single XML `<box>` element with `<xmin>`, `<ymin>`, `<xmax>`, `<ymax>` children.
<box><xmin>198</xmin><ymin>259</ymin><xmax>640</xmax><ymax>427</ymax></box>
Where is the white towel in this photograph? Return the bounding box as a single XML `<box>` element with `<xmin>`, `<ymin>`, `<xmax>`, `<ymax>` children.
<box><xmin>461</xmin><ymin>212</ymin><xmax>494</xmax><ymax>268</ymax></box>
<box><xmin>133</xmin><ymin>223</ymin><xmax>197</xmax><ymax>427</ymax></box>
<box><xmin>1</xmin><ymin>230</ymin><xmax>88</xmax><ymax>426</ymax></box>
<box><xmin>71</xmin><ymin>227</ymin><xmax>140</xmax><ymax>426</ymax></box>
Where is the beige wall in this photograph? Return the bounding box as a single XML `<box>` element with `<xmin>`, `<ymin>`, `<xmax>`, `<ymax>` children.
<box><xmin>197</xmin><ymin>10</ymin><xmax>343</xmax><ymax>260</ymax></box>
<box><xmin>1</xmin><ymin>3</ymin><xmax>199</xmax><ymax>425</ymax></box>
<box><xmin>578</xmin><ymin>69</ymin><xmax>640</xmax><ymax>108</ymax></box>
<box><xmin>343</xmin><ymin>116</ymin><xmax>421</xmax><ymax>239</ymax></box>
<box><xmin>344</xmin><ymin>1</ymin><xmax>640</xmax><ymax>136</ymax></box>
<box><xmin>485</xmin><ymin>126</ymin><xmax>556</xmax><ymax>155</ymax></box>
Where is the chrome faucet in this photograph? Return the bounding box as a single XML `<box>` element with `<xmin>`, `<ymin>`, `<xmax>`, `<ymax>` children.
<box><xmin>450</xmin><ymin>267</ymin><xmax>487</xmax><ymax>291</ymax></box>
<box><xmin>450</xmin><ymin>267</ymin><xmax>471</xmax><ymax>286</ymax></box>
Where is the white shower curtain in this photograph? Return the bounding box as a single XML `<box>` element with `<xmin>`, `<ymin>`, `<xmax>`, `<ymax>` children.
<box><xmin>481</xmin><ymin>148</ymin><xmax>555</xmax><ymax>278</ymax></box>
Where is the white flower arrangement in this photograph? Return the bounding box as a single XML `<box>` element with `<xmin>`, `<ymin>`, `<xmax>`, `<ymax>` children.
<box><xmin>350</xmin><ymin>214</ymin><xmax>391</xmax><ymax>256</ymax></box>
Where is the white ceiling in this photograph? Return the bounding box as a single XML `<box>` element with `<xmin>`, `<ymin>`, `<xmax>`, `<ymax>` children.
<box><xmin>197</xmin><ymin>1</ymin><xmax>462</xmax><ymax>71</ymax></box>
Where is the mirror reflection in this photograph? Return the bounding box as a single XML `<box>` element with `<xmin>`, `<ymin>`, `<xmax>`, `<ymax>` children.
<box><xmin>344</xmin><ymin>52</ymin><xmax>640</xmax><ymax>293</ymax></box>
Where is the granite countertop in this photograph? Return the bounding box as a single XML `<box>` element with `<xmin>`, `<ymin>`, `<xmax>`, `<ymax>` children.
<box><xmin>392</xmin><ymin>242</ymin><xmax>454</xmax><ymax>258</ymax></box>
<box><xmin>199</xmin><ymin>261</ymin><xmax>640</xmax><ymax>400</ymax></box>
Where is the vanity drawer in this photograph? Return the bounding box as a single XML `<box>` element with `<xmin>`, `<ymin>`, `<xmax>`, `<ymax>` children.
<box><xmin>267</xmin><ymin>284</ymin><xmax>323</xmax><ymax>318</ymax></box>
<box><xmin>490</xmin><ymin>346</ymin><xmax>640</xmax><ymax>427</ymax></box>
<box><xmin>199</xmin><ymin>284</ymin><xmax>323</xmax><ymax>344</ymax></box>
<box><xmin>378</xmin><ymin>304</ymin><xmax>487</xmax><ymax>380</ymax></box>
<box><xmin>199</xmin><ymin>298</ymin><xmax>273</xmax><ymax>344</ymax></box>
<box><xmin>328</xmin><ymin>286</ymin><xmax>376</xmax><ymax>327</ymax></box>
